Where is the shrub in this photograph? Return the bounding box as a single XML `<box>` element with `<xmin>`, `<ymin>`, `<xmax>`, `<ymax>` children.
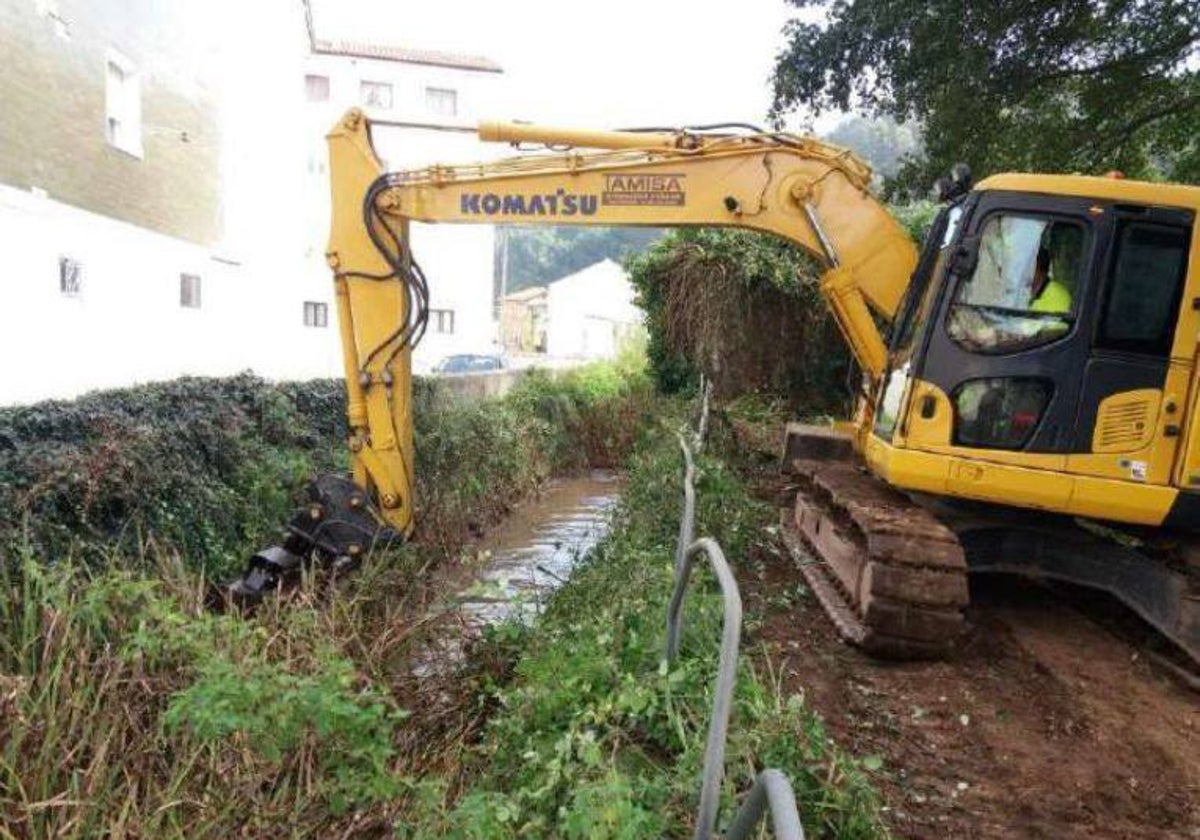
<box><xmin>626</xmin><ymin>229</ymin><xmax>849</xmax><ymax>410</ymax></box>
<box><xmin>0</xmin><ymin>367</ymin><xmax>650</xmax><ymax>577</ymax></box>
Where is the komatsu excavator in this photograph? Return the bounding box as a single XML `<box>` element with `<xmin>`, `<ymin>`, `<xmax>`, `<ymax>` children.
<box><xmin>232</xmin><ymin>108</ymin><xmax>1200</xmax><ymax>664</ymax></box>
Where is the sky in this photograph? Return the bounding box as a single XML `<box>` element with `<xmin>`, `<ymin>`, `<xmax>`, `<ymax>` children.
<box><xmin>310</xmin><ymin>0</ymin><xmax>840</xmax><ymax>133</ymax></box>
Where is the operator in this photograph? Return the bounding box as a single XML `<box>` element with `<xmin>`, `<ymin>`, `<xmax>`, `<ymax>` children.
<box><xmin>1029</xmin><ymin>247</ymin><xmax>1072</xmax><ymax>313</ymax></box>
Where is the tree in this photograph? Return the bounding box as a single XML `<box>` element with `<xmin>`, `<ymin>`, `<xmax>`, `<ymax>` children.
<box><xmin>772</xmin><ymin>0</ymin><xmax>1200</xmax><ymax>194</ymax></box>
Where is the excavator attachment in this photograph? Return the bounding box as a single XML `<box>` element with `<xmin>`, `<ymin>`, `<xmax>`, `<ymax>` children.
<box><xmin>226</xmin><ymin>475</ymin><xmax>400</xmax><ymax>604</ymax></box>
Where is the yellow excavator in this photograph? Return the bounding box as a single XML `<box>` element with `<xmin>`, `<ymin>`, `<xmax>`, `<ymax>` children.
<box><xmin>232</xmin><ymin>108</ymin><xmax>1200</xmax><ymax>664</ymax></box>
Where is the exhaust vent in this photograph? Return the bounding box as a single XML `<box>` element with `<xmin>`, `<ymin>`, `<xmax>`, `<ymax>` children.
<box><xmin>1093</xmin><ymin>391</ymin><xmax>1158</xmax><ymax>453</ymax></box>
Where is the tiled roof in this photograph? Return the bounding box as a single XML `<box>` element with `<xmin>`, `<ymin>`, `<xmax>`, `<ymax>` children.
<box><xmin>311</xmin><ymin>38</ymin><xmax>502</xmax><ymax>73</ymax></box>
<box><xmin>505</xmin><ymin>285</ymin><xmax>548</xmax><ymax>302</ymax></box>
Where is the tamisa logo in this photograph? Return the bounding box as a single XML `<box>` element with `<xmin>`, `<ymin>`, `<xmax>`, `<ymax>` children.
<box><xmin>602</xmin><ymin>174</ymin><xmax>686</xmax><ymax>207</ymax></box>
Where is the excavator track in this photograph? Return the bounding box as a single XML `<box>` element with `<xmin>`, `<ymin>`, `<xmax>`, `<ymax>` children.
<box><xmin>782</xmin><ymin>456</ymin><xmax>970</xmax><ymax>659</ymax></box>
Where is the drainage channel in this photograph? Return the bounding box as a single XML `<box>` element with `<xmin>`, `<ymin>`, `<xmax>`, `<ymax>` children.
<box><xmin>457</xmin><ymin>469</ymin><xmax>622</xmax><ymax>627</ymax></box>
<box><xmin>414</xmin><ymin>469</ymin><xmax>621</xmax><ymax>676</ymax></box>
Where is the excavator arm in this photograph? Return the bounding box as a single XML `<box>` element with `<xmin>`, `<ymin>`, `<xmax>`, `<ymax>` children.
<box><xmin>325</xmin><ymin>109</ymin><xmax>917</xmax><ymax>536</ymax></box>
<box><xmin>227</xmin><ymin>108</ymin><xmax>917</xmax><ymax>600</ymax></box>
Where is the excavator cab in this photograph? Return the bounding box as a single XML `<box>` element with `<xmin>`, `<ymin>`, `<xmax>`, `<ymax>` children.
<box><xmin>870</xmin><ymin>176</ymin><xmax>1197</xmax><ymax>524</ymax></box>
<box><xmin>803</xmin><ymin>174</ymin><xmax>1200</xmax><ymax>661</ymax></box>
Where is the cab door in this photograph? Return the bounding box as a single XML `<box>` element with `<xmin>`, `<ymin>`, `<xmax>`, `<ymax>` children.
<box><xmin>1068</xmin><ymin>206</ymin><xmax>1193</xmax><ymax>487</ymax></box>
<box><xmin>908</xmin><ymin>191</ymin><xmax>1108</xmax><ymax>490</ymax></box>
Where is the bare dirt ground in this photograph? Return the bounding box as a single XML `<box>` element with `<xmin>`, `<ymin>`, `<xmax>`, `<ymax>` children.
<box><xmin>745</xmin><ymin>531</ymin><xmax>1200</xmax><ymax>840</ymax></box>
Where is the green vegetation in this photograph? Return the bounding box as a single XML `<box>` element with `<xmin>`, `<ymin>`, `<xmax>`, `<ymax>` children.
<box><xmin>0</xmin><ymin>376</ymin><xmax>345</xmax><ymax>578</ymax></box>
<box><xmin>627</xmin><ymin>228</ymin><xmax>850</xmax><ymax>410</ymax></box>
<box><xmin>0</xmin><ymin>556</ymin><xmax>415</xmax><ymax>836</ymax></box>
<box><xmin>408</xmin><ymin>417</ymin><xmax>885</xmax><ymax>838</ymax></box>
<box><xmin>0</xmin><ymin>361</ymin><xmax>654</xmax><ymax>838</ymax></box>
<box><xmin>773</xmin><ymin>0</ymin><xmax>1200</xmax><ymax>193</ymax></box>
<box><xmin>0</xmin><ymin>361</ymin><xmax>888</xmax><ymax>837</ymax></box>
<box><xmin>0</xmin><ymin>366</ymin><xmax>651</xmax><ymax>579</ymax></box>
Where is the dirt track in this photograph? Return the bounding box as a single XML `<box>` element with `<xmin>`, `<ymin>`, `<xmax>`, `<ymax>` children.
<box><xmin>747</xmin><ymin>540</ymin><xmax>1200</xmax><ymax>839</ymax></box>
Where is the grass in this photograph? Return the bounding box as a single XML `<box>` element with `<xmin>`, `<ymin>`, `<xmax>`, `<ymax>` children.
<box><xmin>0</xmin><ymin>360</ymin><xmax>887</xmax><ymax>837</ymax></box>
<box><xmin>404</xmin><ymin>416</ymin><xmax>888</xmax><ymax>839</ymax></box>
<box><xmin>0</xmin><ymin>550</ymin><xmax>472</xmax><ymax>837</ymax></box>
<box><xmin>0</xmin><ymin>361</ymin><xmax>653</xmax><ymax>837</ymax></box>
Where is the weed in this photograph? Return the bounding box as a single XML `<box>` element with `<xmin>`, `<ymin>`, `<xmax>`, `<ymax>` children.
<box><xmin>0</xmin><ymin>362</ymin><xmax>653</xmax><ymax>837</ymax></box>
<box><xmin>0</xmin><ymin>366</ymin><xmax>888</xmax><ymax>838</ymax></box>
<box><xmin>420</xmin><ymin>420</ymin><xmax>888</xmax><ymax>838</ymax></box>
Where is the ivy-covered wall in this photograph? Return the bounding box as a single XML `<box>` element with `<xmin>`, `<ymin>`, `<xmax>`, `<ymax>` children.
<box><xmin>0</xmin><ymin>366</ymin><xmax>651</xmax><ymax>578</ymax></box>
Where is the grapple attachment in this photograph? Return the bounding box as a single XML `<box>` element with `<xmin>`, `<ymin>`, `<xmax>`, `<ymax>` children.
<box><xmin>224</xmin><ymin>474</ymin><xmax>401</xmax><ymax>605</ymax></box>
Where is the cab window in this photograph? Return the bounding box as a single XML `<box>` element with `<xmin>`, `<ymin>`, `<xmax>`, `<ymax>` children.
<box><xmin>947</xmin><ymin>214</ymin><xmax>1085</xmax><ymax>353</ymax></box>
<box><xmin>953</xmin><ymin>377</ymin><xmax>1053</xmax><ymax>449</ymax></box>
<box><xmin>1097</xmin><ymin>222</ymin><xmax>1189</xmax><ymax>356</ymax></box>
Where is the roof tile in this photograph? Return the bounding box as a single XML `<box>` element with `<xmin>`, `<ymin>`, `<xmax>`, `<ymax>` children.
<box><xmin>312</xmin><ymin>38</ymin><xmax>502</xmax><ymax>73</ymax></box>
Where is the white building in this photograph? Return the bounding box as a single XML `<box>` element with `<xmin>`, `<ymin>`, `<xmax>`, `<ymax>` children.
<box><xmin>545</xmin><ymin>259</ymin><xmax>644</xmax><ymax>359</ymax></box>
<box><xmin>0</xmin><ymin>1</ymin><xmax>506</xmax><ymax>405</ymax></box>
<box><xmin>299</xmin><ymin>39</ymin><xmax>506</xmax><ymax>374</ymax></box>
<box><xmin>0</xmin><ymin>0</ymin><xmax>284</xmax><ymax>406</ymax></box>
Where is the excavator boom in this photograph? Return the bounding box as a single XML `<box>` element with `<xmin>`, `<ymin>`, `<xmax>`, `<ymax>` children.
<box><xmin>227</xmin><ymin>108</ymin><xmax>918</xmax><ymax>604</ymax></box>
<box><xmin>320</xmin><ymin>109</ymin><xmax>916</xmax><ymax>544</ymax></box>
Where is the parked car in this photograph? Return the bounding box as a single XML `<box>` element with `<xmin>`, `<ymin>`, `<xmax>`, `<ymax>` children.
<box><xmin>431</xmin><ymin>354</ymin><xmax>507</xmax><ymax>375</ymax></box>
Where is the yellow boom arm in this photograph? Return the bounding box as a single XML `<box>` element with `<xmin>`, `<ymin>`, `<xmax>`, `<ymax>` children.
<box><xmin>324</xmin><ymin>109</ymin><xmax>918</xmax><ymax>535</ymax></box>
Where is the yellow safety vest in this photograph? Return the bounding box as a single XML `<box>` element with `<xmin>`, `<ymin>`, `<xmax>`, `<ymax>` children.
<box><xmin>1031</xmin><ymin>279</ymin><xmax>1071</xmax><ymax>314</ymax></box>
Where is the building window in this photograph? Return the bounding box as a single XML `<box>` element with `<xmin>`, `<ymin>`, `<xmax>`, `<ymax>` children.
<box><xmin>430</xmin><ymin>308</ymin><xmax>455</xmax><ymax>334</ymax></box>
<box><xmin>360</xmin><ymin>80</ymin><xmax>393</xmax><ymax>110</ymax></box>
<box><xmin>304</xmin><ymin>301</ymin><xmax>329</xmax><ymax>328</ymax></box>
<box><xmin>35</xmin><ymin>0</ymin><xmax>70</xmax><ymax>40</ymax></box>
<box><xmin>305</xmin><ymin>74</ymin><xmax>330</xmax><ymax>102</ymax></box>
<box><xmin>180</xmin><ymin>273</ymin><xmax>202</xmax><ymax>308</ymax></box>
<box><xmin>105</xmin><ymin>50</ymin><xmax>141</xmax><ymax>157</ymax></box>
<box><xmin>59</xmin><ymin>257</ymin><xmax>82</xmax><ymax>296</ymax></box>
<box><xmin>425</xmin><ymin>86</ymin><xmax>457</xmax><ymax>117</ymax></box>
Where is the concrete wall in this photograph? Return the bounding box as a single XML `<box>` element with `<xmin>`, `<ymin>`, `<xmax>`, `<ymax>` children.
<box><xmin>433</xmin><ymin>364</ymin><xmax>581</xmax><ymax>402</ymax></box>
<box><xmin>0</xmin><ymin>0</ymin><xmax>223</xmax><ymax>245</ymax></box>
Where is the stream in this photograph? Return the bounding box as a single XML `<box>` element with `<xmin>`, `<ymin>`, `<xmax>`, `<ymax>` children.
<box><xmin>457</xmin><ymin>469</ymin><xmax>622</xmax><ymax>627</ymax></box>
<box><xmin>416</xmin><ymin>470</ymin><xmax>622</xmax><ymax>674</ymax></box>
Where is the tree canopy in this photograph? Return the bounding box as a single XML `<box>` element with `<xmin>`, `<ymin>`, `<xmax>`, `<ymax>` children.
<box><xmin>772</xmin><ymin>0</ymin><xmax>1200</xmax><ymax>194</ymax></box>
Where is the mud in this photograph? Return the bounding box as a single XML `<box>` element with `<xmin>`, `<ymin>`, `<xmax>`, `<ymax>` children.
<box><xmin>746</xmin><ymin>535</ymin><xmax>1200</xmax><ymax>839</ymax></box>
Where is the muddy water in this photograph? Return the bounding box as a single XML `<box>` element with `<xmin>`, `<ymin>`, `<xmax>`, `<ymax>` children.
<box><xmin>414</xmin><ymin>471</ymin><xmax>622</xmax><ymax>677</ymax></box>
<box><xmin>455</xmin><ymin>469</ymin><xmax>621</xmax><ymax>627</ymax></box>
